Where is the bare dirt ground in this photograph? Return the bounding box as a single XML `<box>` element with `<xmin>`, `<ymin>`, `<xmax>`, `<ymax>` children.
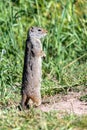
<box><xmin>1</xmin><ymin>91</ymin><xmax>87</xmax><ymax>116</ymax></box>
<box><xmin>38</xmin><ymin>91</ymin><xmax>87</xmax><ymax>115</ymax></box>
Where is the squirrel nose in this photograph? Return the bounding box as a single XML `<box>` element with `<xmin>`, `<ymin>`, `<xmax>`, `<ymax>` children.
<box><xmin>43</xmin><ymin>30</ymin><xmax>47</xmax><ymax>33</ymax></box>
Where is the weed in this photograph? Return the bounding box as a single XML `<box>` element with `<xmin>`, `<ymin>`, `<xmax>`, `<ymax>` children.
<box><xmin>0</xmin><ymin>0</ymin><xmax>87</xmax><ymax>129</ymax></box>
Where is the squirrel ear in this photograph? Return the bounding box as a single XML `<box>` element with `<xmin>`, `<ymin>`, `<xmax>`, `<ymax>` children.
<box><xmin>30</xmin><ymin>27</ymin><xmax>34</xmax><ymax>32</ymax></box>
<box><xmin>31</xmin><ymin>26</ymin><xmax>34</xmax><ymax>29</ymax></box>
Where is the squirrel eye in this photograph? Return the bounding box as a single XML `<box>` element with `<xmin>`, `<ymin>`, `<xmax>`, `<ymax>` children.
<box><xmin>38</xmin><ymin>29</ymin><xmax>41</xmax><ymax>31</ymax></box>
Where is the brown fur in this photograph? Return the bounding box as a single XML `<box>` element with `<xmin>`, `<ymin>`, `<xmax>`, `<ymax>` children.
<box><xmin>21</xmin><ymin>27</ymin><xmax>47</xmax><ymax>109</ymax></box>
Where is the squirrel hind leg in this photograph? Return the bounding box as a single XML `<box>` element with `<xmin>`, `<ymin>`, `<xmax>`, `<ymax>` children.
<box><xmin>21</xmin><ymin>94</ymin><xmax>30</xmax><ymax>109</ymax></box>
<box><xmin>25</xmin><ymin>97</ymin><xmax>30</xmax><ymax>109</ymax></box>
<box><xmin>31</xmin><ymin>95</ymin><xmax>41</xmax><ymax>107</ymax></box>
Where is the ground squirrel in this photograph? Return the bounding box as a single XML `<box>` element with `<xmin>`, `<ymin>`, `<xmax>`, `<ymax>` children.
<box><xmin>21</xmin><ymin>26</ymin><xmax>47</xmax><ymax>109</ymax></box>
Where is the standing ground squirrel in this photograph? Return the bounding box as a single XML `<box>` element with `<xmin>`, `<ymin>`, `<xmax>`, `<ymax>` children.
<box><xmin>21</xmin><ymin>26</ymin><xmax>47</xmax><ymax>109</ymax></box>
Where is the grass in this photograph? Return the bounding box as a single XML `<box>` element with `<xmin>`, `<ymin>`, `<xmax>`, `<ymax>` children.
<box><xmin>0</xmin><ymin>0</ymin><xmax>87</xmax><ymax>129</ymax></box>
<box><xmin>0</xmin><ymin>107</ymin><xmax>87</xmax><ymax>130</ymax></box>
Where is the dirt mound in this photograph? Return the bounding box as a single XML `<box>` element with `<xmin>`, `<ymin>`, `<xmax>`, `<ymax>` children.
<box><xmin>38</xmin><ymin>92</ymin><xmax>87</xmax><ymax>115</ymax></box>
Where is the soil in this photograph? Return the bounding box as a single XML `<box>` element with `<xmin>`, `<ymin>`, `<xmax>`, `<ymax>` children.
<box><xmin>1</xmin><ymin>91</ymin><xmax>87</xmax><ymax>116</ymax></box>
<box><xmin>38</xmin><ymin>91</ymin><xmax>87</xmax><ymax>115</ymax></box>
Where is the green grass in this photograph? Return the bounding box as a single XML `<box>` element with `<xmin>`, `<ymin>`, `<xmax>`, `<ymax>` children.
<box><xmin>0</xmin><ymin>0</ymin><xmax>87</xmax><ymax>129</ymax></box>
<box><xmin>0</xmin><ymin>107</ymin><xmax>87</xmax><ymax>130</ymax></box>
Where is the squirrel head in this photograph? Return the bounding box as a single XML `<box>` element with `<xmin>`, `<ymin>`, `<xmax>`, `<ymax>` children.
<box><xmin>28</xmin><ymin>26</ymin><xmax>47</xmax><ymax>39</ymax></box>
